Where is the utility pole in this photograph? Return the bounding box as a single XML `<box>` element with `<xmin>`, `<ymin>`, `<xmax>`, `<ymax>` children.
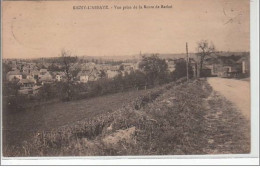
<box><xmin>186</xmin><ymin>42</ymin><xmax>189</xmax><ymax>82</ymax></box>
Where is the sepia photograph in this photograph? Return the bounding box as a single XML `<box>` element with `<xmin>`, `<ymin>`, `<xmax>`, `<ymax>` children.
<box><xmin>0</xmin><ymin>0</ymin><xmax>256</xmax><ymax>161</ymax></box>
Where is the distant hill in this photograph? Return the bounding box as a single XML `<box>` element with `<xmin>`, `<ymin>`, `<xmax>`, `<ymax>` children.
<box><xmin>79</xmin><ymin>51</ymin><xmax>250</xmax><ymax>61</ymax></box>
<box><xmin>3</xmin><ymin>51</ymin><xmax>249</xmax><ymax>62</ymax></box>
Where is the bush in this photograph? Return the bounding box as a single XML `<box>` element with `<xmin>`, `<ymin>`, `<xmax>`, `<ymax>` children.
<box><xmin>172</xmin><ymin>60</ymin><xmax>193</xmax><ymax>80</ymax></box>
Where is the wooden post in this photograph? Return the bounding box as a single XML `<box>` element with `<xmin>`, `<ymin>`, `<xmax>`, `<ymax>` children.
<box><xmin>186</xmin><ymin>42</ymin><xmax>189</xmax><ymax>81</ymax></box>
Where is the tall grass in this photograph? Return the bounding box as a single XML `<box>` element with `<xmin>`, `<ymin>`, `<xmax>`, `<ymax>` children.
<box><xmin>6</xmin><ymin>78</ymin><xmax>243</xmax><ymax>156</ymax></box>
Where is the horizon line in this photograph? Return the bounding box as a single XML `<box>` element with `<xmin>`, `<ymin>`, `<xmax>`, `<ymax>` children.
<box><xmin>2</xmin><ymin>50</ymin><xmax>250</xmax><ymax>60</ymax></box>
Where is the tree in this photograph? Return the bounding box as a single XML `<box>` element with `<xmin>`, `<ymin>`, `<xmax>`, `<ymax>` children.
<box><xmin>196</xmin><ymin>40</ymin><xmax>215</xmax><ymax>77</ymax></box>
<box><xmin>138</xmin><ymin>54</ymin><xmax>168</xmax><ymax>86</ymax></box>
<box><xmin>37</xmin><ymin>83</ymin><xmax>58</xmax><ymax>101</ymax></box>
<box><xmin>119</xmin><ymin>64</ymin><xmax>124</xmax><ymax>71</ymax></box>
<box><xmin>2</xmin><ymin>63</ymin><xmax>12</xmax><ymax>82</ymax></box>
<box><xmin>99</xmin><ymin>69</ymin><xmax>107</xmax><ymax>79</ymax></box>
<box><xmin>172</xmin><ymin>59</ymin><xmax>193</xmax><ymax>80</ymax></box>
<box><xmin>2</xmin><ymin>81</ymin><xmax>20</xmax><ymax>97</ymax></box>
<box><xmin>48</xmin><ymin>63</ymin><xmax>61</xmax><ymax>72</ymax></box>
<box><xmin>60</xmin><ymin>50</ymin><xmax>79</xmax><ymax>101</ymax></box>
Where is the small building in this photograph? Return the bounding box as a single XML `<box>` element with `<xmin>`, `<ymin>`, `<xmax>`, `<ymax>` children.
<box><xmin>39</xmin><ymin>69</ymin><xmax>48</xmax><ymax>74</ymax></box>
<box><xmin>39</xmin><ymin>69</ymin><xmax>53</xmax><ymax>83</ymax></box>
<box><xmin>53</xmin><ymin>72</ymin><xmax>66</xmax><ymax>82</ymax></box>
<box><xmin>26</xmin><ymin>75</ymin><xmax>36</xmax><ymax>81</ymax></box>
<box><xmin>77</xmin><ymin>71</ymin><xmax>89</xmax><ymax>83</ymax></box>
<box><xmin>18</xmin><ymin>79</ymin><xmax>38</xmax><ymax>95</ymax></box>
<box><xmin>80</xmin><ymin>75</ymin><xmax>89</xmax><ymax>83</ymax></box>
<box><xmin>107</xmin><ymin>70</ymin><xmax>119</xmax><ymax>78</ymax></box>
<box><xmin>121</xmin><ymin>63</ymin><xmax>137</xmax><ymax>71</ymax></box>
<box><xmin>165</xmin><ymin>59</ymin><xmax>176</xmax><ymax>72</ymax></box>
<box><xmin>22</xmin><ymin>64</ymin><xmax>36</xmax><ymax>74</ymax></box>
<box><xmin>88</xmin><ymin>68</ymin><xmax>101</xmax><ymax>81</ymax></box>
<box><xmin>204</xmin><ymin>55</ymin><xmax>250</xmax><ymax>78</ymax></box>
<box><xmin>55</xmin><ymin>74</ymin><xmax>63</xmax><ymax>82</ymax></box>
<box><xmin>30</xmin><ymin>70</ymin><xmax>40</xmax><ymax>80</ymax></box>
<box><xmin>77</xmin><ymin>68</ymin><xmax>102</xmax><ymax>83</ymax></box>
<box><xmin>237</xmin><ymin>56</ymin><xmax>250</xmax><ymax>74</ymax></box>
<box><xmin>6</xmin><ymin>70</ymin><xmax>22</xmax><ymax>81</ymax></box>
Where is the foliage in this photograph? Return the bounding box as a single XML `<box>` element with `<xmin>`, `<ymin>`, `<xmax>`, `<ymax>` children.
<box><xmin>2</xmin><ymin>63</ymin><xmax>12</xmax><ymax>80</ymax></box>
<box><xmin>196</xmin><ymin>40</ymin><xmax>215</xmax><ymax>77</ymax></box>
<box><xmin>2</xmin><ymin>81</ymin><xmax>20</xmax><ymax>97</ymax></box>
<box><xmin>2</xmin><ymin>54</ymin><xmax>196</xmax><ymax>117</ymax></box>
<box><xmin>60</xmin><ymin>50</ymin><xmax>79</xmax><ymax>101</ymax></box>
<box><xmin>37</xmin><ymin>83</ymin><xmax>60</xmax><ymax>101</ymax></box>
<box><xmin>172</xmin><ymin>59</ymin><xmax>193</xmax><ymax>80</ymax></box>
<box><xmin>99</xmin><ymin>70</ymin><xmax>107</xmax><ymax>79</ymax></box>
<box><xmin>138</xmin><ymin>54</ymin><xmax>169</xmax><ymax>86</ymax></box>
<box><xmin>2</xmin><ymin>81</ymin><xmax>23</xmax><ymax>113</ymax></box>
<box><xmin>4</xmin><ymin>79</ymin><xmax>215</xmax><ymax>156</ymax></box>
<box><xmin>47</xmin><ymin>63</ymin><xmax>62</xmax><ymax>72</ymax></box>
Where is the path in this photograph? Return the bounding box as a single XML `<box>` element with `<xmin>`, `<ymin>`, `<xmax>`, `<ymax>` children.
<box><xmin>207</xmin><ymin>77</ymin><xmax>250</xmax><ymax>119</ymax></box>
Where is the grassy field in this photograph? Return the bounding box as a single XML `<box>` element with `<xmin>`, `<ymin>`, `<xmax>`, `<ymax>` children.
<box><xmin>3</xmin><ymin>79</ymin><xmax>250</xmax><ymax>156</ymax></box>
<box><xmin>3</xmin><ymin>89</ymin><xmax>152</xmax><ymax>150</ymax></box>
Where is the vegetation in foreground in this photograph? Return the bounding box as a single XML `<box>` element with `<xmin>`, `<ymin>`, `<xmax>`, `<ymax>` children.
<box><xmin>4</xmin><ymin>78</ymin><xmax>250</xmax><ymax>156</ymax></box>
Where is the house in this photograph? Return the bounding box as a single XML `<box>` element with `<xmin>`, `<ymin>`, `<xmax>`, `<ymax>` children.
<box><xmin>77</xmin><ymin>67</ymin><xmax>102</xmax><ymax>83</ymax></box>
<box><xmin>38</xmin><ymin>69</ymin><xmax>53</xmax><ymax>84</ymax></box>
<box><xmin>88</xmin><ymin>68</ymin><xmax>101</xmax><ymax>81</ymax></box>
<box><xmin>237</xmin><ymin>56</ymin><xmax>250</xmax><ymax>74</ymax></box>
<box><xmin>11</xmin><ymin>67</ymin><xmax>18</xmax><ymax>71</ymax></box>
<box><xmin>204</xmin><ymin>55</ymin><xmax>250</xmax><ymax>78</ymax></box>
<box><xmin>107</xmin><ymin>69</ymin><xmax>119</xmax><ymax>78</ymax></box>
<box><xmin>80</xmin><ymin>75</ymin><xmax>89</xmax><ymax>83</ymax></box>
<box><xmin>18</xmin><ymin>79</ymin><xmax>39</xmax><ymax>95</ymax></box>
<box><xmin>6</xmin><ymin>70</ymin><xmax>22</xmax><ymax>81</ymax></box>
<box><xmin>77</xmin><ymin>70</ymin><xmax>95</xmax><ymax>83</ymax></box>
<box><xmin>77</xmin><ymin>71</ymin><xmax>89</xmax><ymax>83</ymax></box>
<box><xmin>30</xmin><ymin>70</ymin><xmax>40</xmax><ymax>80</ymax></box>
<box><xmin>166</xmin><ymin>59</ymin><xmax>176</xmax><ymax>72</ymax></box>
<box><xmin>55</xmin><ymin>72</ymin><xmax>65</xmax><ymax>82</ymax></box>
<box><xmin>18</xmin><ymin>78</ymin><xmax>36</xmax><ymax>88</ymax></box>
<box><xmin>26</xmin><ymin>75</ymin><xmax>36</xmax><ymax>81</ymax></box>
<box><xmin>40</xmin><ymin>69</ymin><xmax>48</xmax><ymax>73</ymax></box>
<box><xmin>22</xmin><ymin>71</ymin><xmax>30</xmax><ymax>79</ymax></box>
<box><xmin>22</xmin><ymin>64</ymin><xmax>36</xmax><ymax>74</ymax></box>
<box><xmin>52</xmin><ymin>71</ymin><xmax>65</xmax><ymax>82</ymax></box>
<box><xmin>78</xmin><ymin>71</ymin><xmax>89</xmax><ymax>83</ymax></box>
<box><xmin>121</xmin><ymin>63</ymin><xmax>137</xmax><ymax>71</ymax></box>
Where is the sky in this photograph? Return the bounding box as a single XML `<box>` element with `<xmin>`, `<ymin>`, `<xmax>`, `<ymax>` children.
<box><xmin>2</xmin><ymin>0</ymin><xmax>250</xmax><ymax>59</ymax></box>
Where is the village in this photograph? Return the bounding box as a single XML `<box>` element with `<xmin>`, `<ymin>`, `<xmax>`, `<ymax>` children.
<box><xmin>2</xmin><ymin>51</ymin><xmax>252</xmax><ymax>158</ymax></box>
<box><xmin>1</xmin><ymin>0</ymin><xmax>256</xmax><ymax>164</ymax></box>
<box><xmin>3</xmin><ymin>57</ymin><xmax>140</xmax><ymax>95</ymax></box>
<box><xmin>2</xmin><ymin>52</ymin><xmax>250</xmax><ymax>97</ymax></box>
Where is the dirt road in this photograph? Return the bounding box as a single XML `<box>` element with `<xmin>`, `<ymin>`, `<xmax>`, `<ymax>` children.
<box><xmin>207</xmin><ymin>77</ymin><xmax>250</xmax><ymax>119</ymax></box>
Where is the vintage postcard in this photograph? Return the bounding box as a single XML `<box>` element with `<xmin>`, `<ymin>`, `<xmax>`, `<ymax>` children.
<box><xmin>0</xmin><ymin>0</ymin><xmax>258</xmax><ymax>164</ymax></box>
